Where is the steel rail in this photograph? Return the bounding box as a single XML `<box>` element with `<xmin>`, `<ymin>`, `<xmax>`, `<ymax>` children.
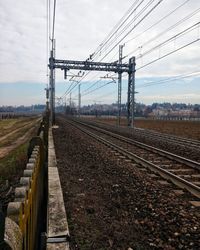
<box><xmin>72</xmin><ymin>119</ymin><xmax>200</xmax><ymax>170</ymax></box>
<box><xmin>65</xmin><ymin>118</ymin><xmax>200</xmax><ymax>198</ymax></box>
<box><xmin>134</xmin><ymin>127</ymin><xmax>200</xmax><ymax>148</ymax></box>
<box><xmin>78</xmin><ymin>119</ymin><xmax>200</xmax><ymax>150</ymax></box>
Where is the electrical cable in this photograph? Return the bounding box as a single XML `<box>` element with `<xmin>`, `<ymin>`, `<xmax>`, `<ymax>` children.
<box><xmin>137</xmin><ymin>70</ymin><xmax>200</xmax><ymax>88</ymax></box>
<box><xmin>135</xmin><ymin>21</ymin><xmax>200</xmax><ymax>59</ymax></box>
<box><xmin>67</xmin><ymin>0</ymin><xmax>163</xmax><ymax>98</ymax></box>
<box><xmin>92</xmin><ymin>0</ymin><xmax>143</xmax><ymax>60</ymax></box>
<box><xmin>52</xmin><ymin>0</ymin><xmax>57</xmax><ymax>42</ymax></box>
<box><xmin>82</xmin><ymin>80</ymin><xmax>116</xmax><ymax>97</ymax></box>
<box><xmin>99</xmin><ymin>0</ymin><xmax>164</xmax><ymax>62</ymax></box>
<box><xmin>137</xmin><ymin>38</ymin><xmax>200</xmax><ymax>71</ymax></box>
<box><xmin>125</xmin><ymin>7</ymin><xmax>200</xmax><ymax>57</ymax></box>
<box><xmin>101</xmin><ymin>0</ymin><xmax>156</xmax><ymax>56</ymax></box>
<box><xmin>124</xmin><ymin>0</ymin><xmax>190</xmax><ymax>44</ymax></box>
<box><xmin>58</xmin><ymin>0</ymin><xmax>198</xmax><ymax>108</ymax></box>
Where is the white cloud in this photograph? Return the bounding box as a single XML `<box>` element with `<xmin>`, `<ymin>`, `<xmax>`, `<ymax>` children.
<box><xmin>0</xmin><ymin>0</ymin><xmax>199</xmax><ymax>105</ymax></box>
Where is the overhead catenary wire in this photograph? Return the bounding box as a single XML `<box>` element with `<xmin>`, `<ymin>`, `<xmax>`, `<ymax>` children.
<box><xmin>99</xmin><ymin>0</ymin><xmax>164</xmax><ymax>62</ymax></box>
<box><xmin>62</xmin><ymin>0</ymin><xmax>162</xmax><ymax>97</ymax></box>
<box><xmin>51</xmin><ymin>0</ymin><xmax>57</xmax><ymax>42</ymax></box>
<box><xmin>135</xmin><ymin>21</ymin><xmax>200</xmax><ymax>59</ymax></box>
<box><xmin>46</xmin><ymin>0</ymin><xmax>50</xmax><ymax>84</ymax></box>
<box><xmin>124</xmin><ymin>0</ymin><xmax>190</xmax><ymax>44</ymax></box>
<box><xmin>124</xmin><ymin>7</ymin><xmax>200</xmax><ymax>57</ymax></box>
<box><xmin>95</xmin><ymin>0</ymin><xmax>148</xmax><ymax>57</ymax></box>
<box><xmin>100</xmin><ymin>0</ymin><xmax>156</xmax><ymax>56</ymax></box>
<box><xmin>137</xmin><ymin>37</ymin><xmax>200</xmax><ymax>71</ymax></box>
<box><xmin>59</xmin><ymin>0</ymin><xmax>141</xmax><ymax>98</ymax></box>
<box><xmin>91</xmin><ymin>0</ymin><xmax>143</xmax><ymax>60</ymax></box>
<box><xmin>64</xmin><ymin>0</ymin><xmax>164</xmax><ymax>99</ymax></box>
<box><xmin>57</xmin><ymin>0</ymin><xmax>199</xmax><ymax>108</ymax></box>
<box><xmin>61</xmin><ymin>81</ymin><xmax>76</xmax><ymax>98</ymax></box>
<box><xmin>92</xmin><ymin>0</ymin><xmax>190</xmax><ymax>64</ymax></box>
<box><xmin>137</xmin><ymin>70</ymin><xmax>200</xmax><ymax>88</ymax></box>
<box><xmin>81</xmin><ymin>80</ymin><xmax>116</xmax><ymax>97</ymax></box>
<box><xmin>76</xmin><ymin>0</ymin><xmax>164</xmax><ymax>96</ymax></box>
<box><xmin>59</xmin><ymin>0</ymin><xmax>142</xmax><ymax>95</ymax></box>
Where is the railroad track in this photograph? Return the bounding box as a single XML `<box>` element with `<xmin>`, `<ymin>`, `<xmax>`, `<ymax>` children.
<box><xmin>134</xmin><ymin>127</ymin><xmax>200</xmax><ymax>149</ymax></box>
<box><xmin>63</xmin><ymin>118</ymin><xmax>200</xmax><ymax>200</ymax></box>
<box><xmin>80</xmin><ymin>118</ymin><xmax>200</xmax><ymax>150</ymax></box>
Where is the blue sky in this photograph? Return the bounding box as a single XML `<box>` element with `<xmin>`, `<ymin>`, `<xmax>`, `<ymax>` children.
<box><xmin>0</xmin><ymin>82</ymin><xmax>46</xmax><ymax>106</ymax></box>
<box><xmin>0</xmin><ymin>75</ymin><xmax>199</xmax><ymax>106</ymax></box>
<box><xmin>0</xmin><ymin>0</ymin><xmax>200</xmax><ymax>106</ymax></box>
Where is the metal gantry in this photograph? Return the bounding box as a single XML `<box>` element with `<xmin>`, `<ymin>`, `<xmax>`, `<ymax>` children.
<box><xmin>117</xmin><ymin>45</ymin><xmax>124</xmax><ymax>126</ymax></box>
<box><xmin>49</xmin><ymin>52</ymin><xmax>136</xmax><ymax>127</ymax></box>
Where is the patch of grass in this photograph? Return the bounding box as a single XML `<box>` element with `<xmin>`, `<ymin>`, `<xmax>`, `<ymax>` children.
<box><xmin>0</xmin><ymin>143</ymin><xmax>28</xmax><ymax>184</ymax></box>
<box><xmin>0</xmin><ymin>116</ymin><xmax>38</xmax><ymax>137</ymax></box>
<box><xmin>0</xmin><ymin>126</ymin><xmax>33</xmax><ymax>147</ymax></box>
<box><xmin>0</xmin><ymin>118</ymin><xmax>18</xmax><ymax>130</ymax></box>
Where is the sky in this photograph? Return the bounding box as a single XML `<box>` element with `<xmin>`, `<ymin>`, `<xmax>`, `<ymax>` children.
<box><xmin>0</xmin><ymin>0</ymin><xmax>200</xmax><ymax>106</ymax></box>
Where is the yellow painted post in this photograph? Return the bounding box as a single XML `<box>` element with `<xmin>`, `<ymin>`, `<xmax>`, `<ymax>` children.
<box><xmin>5</xmin><ymin>113</ymin><xmax>48</xmax><ymax>249</ymax></box>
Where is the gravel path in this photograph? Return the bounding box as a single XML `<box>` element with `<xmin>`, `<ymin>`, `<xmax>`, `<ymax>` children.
<box><xmin>54</xmin><ymin>116</ymin><xmax>200</xmax><ymax>250</ymax></box>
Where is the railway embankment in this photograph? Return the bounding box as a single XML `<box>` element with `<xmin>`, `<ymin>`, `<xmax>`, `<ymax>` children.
<box><xmin>53</xmin><ymin>116</ymin><xmax>200</xmax><ymax>250</ymax></box>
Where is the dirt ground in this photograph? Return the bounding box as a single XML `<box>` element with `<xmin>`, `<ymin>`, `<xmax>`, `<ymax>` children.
<box><xmin>53</xmin><ymin>116</ymin><xmax>200</xmax><ymax>250</ymax></box>
<box><xmin>0</xmin><ymin>116</ymin><xmax>41</xmax><ymax>159</ymax></box>
<box><xmin>0</xmin><ymin>116</ymin><xmax>41</xmax><ymax>212</ymax></box>
<box><xmin>87</xmin><ymin>117</ymin><xmax>200</xmax><ymax>141</ymax></box>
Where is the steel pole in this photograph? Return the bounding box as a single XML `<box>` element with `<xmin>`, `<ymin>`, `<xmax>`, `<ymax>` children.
<box><xmin>127</xmin><ymin>57</ymin><xmax>136</xmax><ymax>127</ymax></box>
<box><xmin>49</xmin><ymin>50</ymin><xmax>54</xmax><ymax>125</ymax></box>
<box><xmin>118</xmin><ymin>45</ymin><xmax>124</xmax><ymax>126</ymax></box>
<box><xmin>78</xmin><ymin>84</ymin><xmax>81</xmax><ymax>118</ymax></box>
<box><xmin>131</xmin><ymin>57</ymin><xmax>136</xmax><ymax>128</ymax></box>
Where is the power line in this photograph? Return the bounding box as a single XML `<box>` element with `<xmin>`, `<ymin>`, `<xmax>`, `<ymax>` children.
<box><xmin>82</xmin><ymin>80</ymin><xmax>116</xmax><ymax>97</ymax></box>
<box><xmin>136</xmin><ymin>21</ymin><xmax>200</xmax><ymax>60</ymax></box>
<box><xmin>96</xmin><ymin>0</ymin><xmax>148</xmax><ymax>58</ymax></box>
<box><xmin>101</xmin><ymin>0</ymin><xmax>156</xmax><ymax>56</ymax></box>
<box><xmin>65</xmin><ymin>1</ymin><xmax>143</xmax><ymax>94</ymax></box>
<box><xmin>61</xmin><ymin>81</ymin><xmax>76</xmax><ymax>98</ymax></box>
<box><xmin>137</xmin><ymin>70</ymin><xmax>200</xmax><ymax>88</ymax></box>
<box><xmin>51</xmin><ymin>0</ymin><xmax>57</xmax><ymax>42</ymax></box>
<box><xmin>137</xmin><ymin>38</ymin><xmax>200</xmax><ymax>71</ymax></box>
<box><xmin>58</xmin><ymin>0</ymin><xmax>199</xmax><ymax>107</ymax></box>
<box><xmin>100</xmin><ymin>0</ymin><xmax>164</xmax><ymax>62</ymax></box>
<box><xmin>125</xmin><ymin>7</ymin><xmax>200</xmax><ymax>57</ymax></box>
<box><xmin>68</xmin><ymin>0</ymin><xmax>163</xmax><ymax>98</ymax></box>
<box><xmin>64</xmin><ymin>1</ymin><xmax>142</xmax><ymax>91</ymax></box>
<box><xmin>124</xmin><ymin>0</ymin><xmax>190</xmax><ymax>44</ymax></box>
<box><xmin>60</xmin><ymin>0</ymin><xmax>162</xmax><ymax>99</ymax></box>
<box><xmin>46</xmin><ymin>0</ymin><xmax>50</xmax><ymax>84</ymax></box>
<box><xmin>92</xmin><ymin>0</ymin><xmax>143</xmax><ymax>60</ymax></box>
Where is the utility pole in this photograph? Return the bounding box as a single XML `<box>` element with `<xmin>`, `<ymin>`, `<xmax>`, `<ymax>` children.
<box><xmin>49</xmin><ymin>49</ymin><xmax>54</xmax><ymax>124</ymax></box>
<box><xmin>78</xmin><ymin>84</ymin><xmax>81</xmax><ymax>118</ymax></box>
<box><xmin>69</xmin><ymin>93</ymin><xmax>72</xmax><ymax>114</ymax></box>
<box><xmin>49</xmin><ymin>39</ymin><xmax>56</xmax><ymax>125</ymax></box>
<box><xmin>118</xmin><ymin>44</ymin><xmax>124</xmax><ymax>126</ymax></box>
<box><xmin>64</xmin><ymin>96</ymin><xmax>66</xmax><ymax>112</ymax></box>
<box><xmin>127</xmin><ymin>57</ymin><xmax>136</xmax><ymax>128</ymax></box>
<box><xmin>45</xmin><ymin>86</ymin><xmax>49</xmax><ymax>110</ymax></box>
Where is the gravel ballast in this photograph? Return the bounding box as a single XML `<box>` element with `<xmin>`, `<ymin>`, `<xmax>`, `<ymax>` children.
<box><xmin>53</xmin><ymin>116</ymin><xmax>200</xmax><ymax>250</ymax></box>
